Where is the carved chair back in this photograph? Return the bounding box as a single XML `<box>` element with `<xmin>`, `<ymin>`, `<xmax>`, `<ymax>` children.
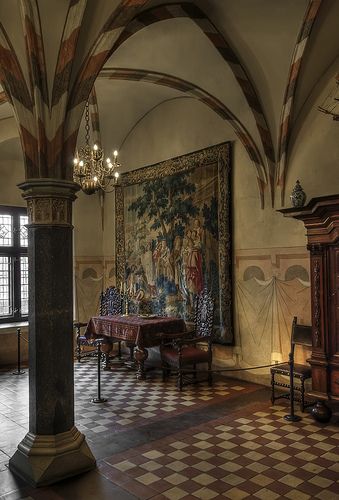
<box><xmin>291</xmin><ymin>316</ymin><xmax>312</xmax><ymax>360</ymax></box>
<box><xmin>291</xmin><ymin>316</ymin><xmax>312</xmax><ymax>355</ymax></box>
<box><xmin>194</xmin><ymin>288</ymin><xmax>214</xmax><ymax>338</ymax></box>
<box><xmin>100</xmin><ymin>286</ymin><xmax>122</xmax><ymax>316</ymax></box>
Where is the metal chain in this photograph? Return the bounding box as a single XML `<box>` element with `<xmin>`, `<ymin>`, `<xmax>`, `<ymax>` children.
<box><xmin>84</xmin><ymin>101</ymin><xmax>90</xmax><ymax>146</ymax></box>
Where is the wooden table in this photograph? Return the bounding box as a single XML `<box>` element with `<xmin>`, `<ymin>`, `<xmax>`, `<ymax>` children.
<box><xmin>85</xmin><ymin>314</ymin><xmax>186</xmax><ymax>379</ymax></box>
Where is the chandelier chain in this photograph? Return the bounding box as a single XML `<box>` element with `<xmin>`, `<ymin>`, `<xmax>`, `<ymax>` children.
<box><xmin>84</xmin><ymin>101</ymin><xmax>90</xmax><ymax>145</ymax></box>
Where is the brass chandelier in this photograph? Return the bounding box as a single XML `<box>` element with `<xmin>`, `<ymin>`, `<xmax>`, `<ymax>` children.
<box><xmin>73</xmin><ymin>101</ymin><xmax>120</xmax><ymax>195</ymax></box>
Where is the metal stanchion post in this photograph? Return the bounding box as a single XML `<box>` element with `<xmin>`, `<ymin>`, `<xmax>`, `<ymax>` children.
<box><xmin>91</xmin><ymin>339</ymin><xmax>107</xmax><ymax>403</ymax></box>
<box><xmin>284</xmin><ymin>351</ymin><xmax>301</xmax><ymax>422</ymax></box>
<box><xmin>12</xmin><ymin>328</ymin><xmax>25</xmax><ymax>375</ymax></box>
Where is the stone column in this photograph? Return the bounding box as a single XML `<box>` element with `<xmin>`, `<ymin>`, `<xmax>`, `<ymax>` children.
<box><xmin>9</xmin><ymin>179</ymin><xmax>95</xmax><ymax>487</ymax></box>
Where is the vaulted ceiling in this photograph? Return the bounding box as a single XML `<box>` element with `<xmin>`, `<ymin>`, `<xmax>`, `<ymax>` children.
<box><xmin>0</xmin><ymin>0</ymin><xmax>338</xmax><ymax>205</ymax></box>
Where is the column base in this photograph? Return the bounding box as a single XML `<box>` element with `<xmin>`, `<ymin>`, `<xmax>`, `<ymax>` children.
<box><xmin>9</xmin><ymin>426</ymin><xmax>95</xmax><ymax>487</ymax></box>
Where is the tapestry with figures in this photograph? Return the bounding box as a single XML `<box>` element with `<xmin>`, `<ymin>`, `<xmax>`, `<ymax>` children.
<box><xmin>115</xmin><ymin>142</ymin><xmax>233</xmax><ymax>343</ymax></box>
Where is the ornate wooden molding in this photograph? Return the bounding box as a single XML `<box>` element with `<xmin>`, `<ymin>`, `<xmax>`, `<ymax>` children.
<box><xmin>312</xmin><ymin>258</ymin><xmax>321</xmax><ymax>348</ymax></box>
<box><xmin>279</xmin><ymin>194</ymin><xmax>339</xmax><ymax>244</ymax></box>
<box><xmin>307</xmin><ymin>243</ymin><xmax>324</xmax><ymax>255</ymax></box>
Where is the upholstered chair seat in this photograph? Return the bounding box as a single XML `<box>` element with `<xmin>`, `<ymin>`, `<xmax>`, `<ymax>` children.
<box><xmin>160</xmin><ymin>288</ymin><xmax>214</xmax><ymax>390</ymax></box>
<box><xmin>161</xmin><ymin>344</ymin><xmax>209</xmax><ymax>367</ymax></box>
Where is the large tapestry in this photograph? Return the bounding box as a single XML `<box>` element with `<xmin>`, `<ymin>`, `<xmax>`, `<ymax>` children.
<box><xmin>115</xmin><ymin>142</ymin><xmax>233</xmax><ymax>343</ymax></box>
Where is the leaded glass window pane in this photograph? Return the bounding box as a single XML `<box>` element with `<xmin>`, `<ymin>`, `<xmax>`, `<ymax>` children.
<box><xmin>0</xmin><ymin>215</ymin><xmax>12</xmax><ymax>246</ymax></box>
<box><xmin>20</xmin><ymin>216</ymin><xmax>28</xmax><ymax>247</ymax></box>
<box><xmin>20</xmin><ymin>256</ymin><xmax>28</xmax><ymax>315</ymax></box>
<box><xmin>0</xmin><ymin>206</ymin><xmax>27</xmax><ymax>323</ymax></box>
<box><xmin>0</xmin><ymin>256</ymin><xmax>11</xmax><ymax>316</ymax></box>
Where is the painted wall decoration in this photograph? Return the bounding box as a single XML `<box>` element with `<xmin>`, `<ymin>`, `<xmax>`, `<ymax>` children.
<box><xmin>74</xmin><ymin>257</ymin><xmax>116</xmax><ymax>323</ymax></box>
<box><xmin>236</xmin><ymin>276</ymin><xmax>311</xmax><ymax>366</ymax></box>
<box><xmin>115</xmin><ymin>142</ymin><xmax>233</xmax><ymax>343</ymax></box>
<box><xmin>234</xmin><ymin>248</ymin><xmax>311</xmax><ymax>370</ymax></box>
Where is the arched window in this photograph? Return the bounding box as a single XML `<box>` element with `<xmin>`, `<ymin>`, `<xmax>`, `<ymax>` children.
<box><xmin>0</xmin><ymin>206</ymin><xmax>28</xmax><ymax>323</ymax></box>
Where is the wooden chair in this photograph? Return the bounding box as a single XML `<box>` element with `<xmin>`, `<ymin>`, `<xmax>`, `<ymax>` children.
<box><xmin>75</xmin><ymin>286</ymin><xmax>123</xmax><ymax>362</ymax></box>
<box><xmin>160</xmin><ymin>288</ymin><xmax>214</xmax><ymax>391</ymax></box>
<box><xmin>270</xmin><ymin>316</ymin><xmax>312</xmax><ymax>412</ymax></box>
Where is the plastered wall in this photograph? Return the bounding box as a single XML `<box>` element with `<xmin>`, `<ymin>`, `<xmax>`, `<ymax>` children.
<box><xmin>96</xmin><ymin>94</ymin><xmax>337</xmax><ymax>385</ymax></box>
<box><xmin>1</xmin><ymin>79</ymin><xmax>338</xmax><ymax>375</ymax></box>
<box><xmin>0</xmin><ymin>152</ymin><xmax>26</xmax><ymax>364</ymax></box>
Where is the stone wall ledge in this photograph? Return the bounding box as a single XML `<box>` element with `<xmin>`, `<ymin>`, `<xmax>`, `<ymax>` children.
<box><xmin>0</xmin><ymin>321</ymin><xmax>28</xmax><ymax>335</ymax></box>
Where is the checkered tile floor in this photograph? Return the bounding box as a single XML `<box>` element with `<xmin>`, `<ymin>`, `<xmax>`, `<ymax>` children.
<box><xmin>0</xmin><ymin>359</ymin><xmax>258</xmax><ymax>454</ymax></box>
<box><xmin>99</xmin><ymin>402</ymin><xmax>339</xmax><ymax>499</ymax></box>
<box><xmin>1</xmin><ymin>359</ymin><xmax>338</xmax><ymax>499</ymax></box>
<box><xmin>74</xmin><ymin>360</ymin><xmax>257</xmax><ymax>438</ymax></box>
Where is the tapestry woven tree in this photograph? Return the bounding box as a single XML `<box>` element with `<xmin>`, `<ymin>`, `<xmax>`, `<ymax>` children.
<box><xmin>115</xmin><ymin>142</ymin><xmax>232</xmax><ymax>343</ymax></box>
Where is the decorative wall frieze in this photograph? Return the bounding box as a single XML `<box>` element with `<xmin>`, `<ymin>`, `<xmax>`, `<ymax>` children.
<box><xmin>235</xmin><ymin>247</ymin><xmax>310</xmax><ymax>282</ymax></box>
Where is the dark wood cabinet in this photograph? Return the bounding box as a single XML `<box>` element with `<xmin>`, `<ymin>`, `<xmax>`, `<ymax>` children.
<box><xmin>280</xmin><ymin>195</ymin><xmax>339</xmax><ymax>412</ymax></box>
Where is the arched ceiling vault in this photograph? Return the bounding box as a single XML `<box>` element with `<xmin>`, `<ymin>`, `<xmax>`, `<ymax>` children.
<box><xmin>277</xmin><ymin>0</ymin><xmax>323</xmax><ymax>203</ymax></box>
<box><xmin>0</xmin><ymin>0</ymin><xmax>337</xmax><ymax>207</ymax></box>
<box><xmin>98</xmin><ymin>67</ymin><xmax>267</xmax><ymax>207</ymax></box>
<box><xmin>109</xmin><ymin>2</ymin><xmax>275</xmax><ymax>198</ymax></box>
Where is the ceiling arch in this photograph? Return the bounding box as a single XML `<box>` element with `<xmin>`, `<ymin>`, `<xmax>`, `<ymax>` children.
<box><xmin>99</xmin><ymin>67</ymin><xmax>267</xmax><ymax>206</ymax></box>
<box><xmin>277</xmin><ymin>0</ymin><xmax>322</xmax><ymax>203</ymax></box>
<box><xmin>64</xmin><ymin>0</ymin><xmax>150</xmax><ymax>162</ymax></box>
<box><xmin>108</xmin><ymin>2</ymin><xmax>275</xmax><ymax>203</ymax></box>
<box><xmin>0</xmin><ymin>0</ymin><xmax>337</xmax><ymax>209</ymax></box>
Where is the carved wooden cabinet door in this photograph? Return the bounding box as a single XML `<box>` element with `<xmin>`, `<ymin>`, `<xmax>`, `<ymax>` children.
<box><xmin>279</xmin><ymin>194</ymin><xmax>339</xmax><ymax>407</ymax></box>
<box><xmin>309</xmin><ymin>248</ymin><xmax>328</xmax><ymax>397</ymax></box>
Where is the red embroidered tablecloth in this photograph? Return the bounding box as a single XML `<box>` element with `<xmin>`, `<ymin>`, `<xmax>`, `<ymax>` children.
<box><xmin>85</xmin><ymin>315</ymin><xmax>186</xmax><ymax>348</ymax></box>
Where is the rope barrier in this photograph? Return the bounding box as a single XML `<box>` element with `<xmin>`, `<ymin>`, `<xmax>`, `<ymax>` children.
<box><xmin>168</xmin><ymin>362</ymin><xmax>288</xmax><ymax>374</ymax></box>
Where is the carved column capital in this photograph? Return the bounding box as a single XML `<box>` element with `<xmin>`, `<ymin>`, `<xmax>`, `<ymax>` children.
<box><xmin>18</xmin><ymin>179</ymin><xmax>80</xmax><ymax>226</ymax></box>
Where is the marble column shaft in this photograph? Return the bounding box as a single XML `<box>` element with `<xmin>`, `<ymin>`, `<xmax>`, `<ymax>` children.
<box><xmin>9</xmin><ymin>179</ymin><xmax>95</xmax><ymax>487</ymax></box>
<box><xmin>28</xmin><ymin>224</ymin><xmax>74</xmax><ymax>434</ymax></box>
